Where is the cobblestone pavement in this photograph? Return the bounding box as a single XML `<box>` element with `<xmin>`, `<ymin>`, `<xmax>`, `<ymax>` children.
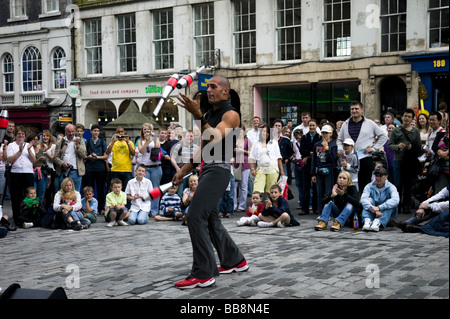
<box><xmin>1</xmin><ymin>183</ymin><xmax>448</xmax><ymax>304</ymax></box>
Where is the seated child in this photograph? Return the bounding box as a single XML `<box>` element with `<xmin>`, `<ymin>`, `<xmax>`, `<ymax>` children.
<box><xmin>105</xmin><ymin>178</ymin><xmax>130</xmax><ymax>227</ymax></box>
<box><xmin>19</xmin><ymin>187</ymin><xmax>46</xmax><ymax>228</ymax></box>
<box><xmin>81</xmin><ymin>186</ymin><xmax>98</xmax><ymax>223</ymax></box>
<box><xmin>258</xmin><ymin>184</ymin><xmax>300</xmax><ymax>228</ymax></box>
<box><xmin>237</xmin><ymin>191</ymin><xmax>264</xmax><ymax>226</ymax></box>
<box><xmin>155</xmin><ymin>185</ymin><xmax>183</xmax><ymax>221</ymax></box>
<box><xmin>125</xmin><ymin>164</ymin><xmax>153</xmax><ymax>225</ymax></box>
<box><xmin>62</xmin><ymin>191</ymin><xmax>91</xmax><ymax>230</ymax></box>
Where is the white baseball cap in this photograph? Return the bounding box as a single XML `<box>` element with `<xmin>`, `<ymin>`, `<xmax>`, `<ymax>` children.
<box><xmin>343</xmin><ymin>138</ymin><xmax>355</xmax><ymax>146</ymax></box>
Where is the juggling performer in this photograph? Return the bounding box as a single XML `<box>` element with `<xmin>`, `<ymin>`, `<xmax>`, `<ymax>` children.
<box><xmin>172</xmin><ymin>76</ymin><xmax>248</xmax><ymax>289</ymax></box>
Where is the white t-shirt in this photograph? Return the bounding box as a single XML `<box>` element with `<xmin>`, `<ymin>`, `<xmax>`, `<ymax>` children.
<box><xmin>6</xmin><ymin>142</ymin><xmax>35</xmax><ymax>173</ymax></box>
<box><xmin>125</xmin><ymin>177</ymin><xmax>153</xmax><ymax>212</ymax></box>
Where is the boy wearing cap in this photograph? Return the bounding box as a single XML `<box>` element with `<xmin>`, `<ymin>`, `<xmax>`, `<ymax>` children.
<box><xmin>338</xmin><ymin>138</ymin><xmax>359</xmax><ymax>191</ymax></box>
<box><xmin>360</xmin><ymin>167</ymin><xmax>399</xmax><ymax>231</ymax></box>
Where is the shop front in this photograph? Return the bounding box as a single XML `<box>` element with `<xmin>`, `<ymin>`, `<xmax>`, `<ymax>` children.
<box><xmin>402</xmin><ymin>52</ymin><xmax>449</xmax><ymax>112</ymax></box>
<box><xmin>255</xmin><ymin>80</ymin><xmax>361</xmax><ymax>127</ymax></box>
<box><xmin>76</xmin><ymin>78</ymin><xmax>189</xmax><ymax>132</ymax></box>
<box><xmin>8</xmin><ymin>106</ymin><xmax>50</xmax><ymax>135</ymax></box>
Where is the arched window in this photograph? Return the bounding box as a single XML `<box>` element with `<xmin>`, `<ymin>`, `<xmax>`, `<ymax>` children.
<box><xmin>22</xmin><ymin>46</ymin><xmax>42</xmax><ymax>92</ymax></box>
<box><xmin>53</xmin><ymin>47</ymin><xmax>66</xmax><ymax>89</ymax></box>
<box><xmin>3</xmin><ymin>53</ymin><xmax>14</xmax><ymax>92</ymax></box>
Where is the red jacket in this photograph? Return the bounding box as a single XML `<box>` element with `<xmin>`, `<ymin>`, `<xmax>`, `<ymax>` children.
<box><xmin>246</xmin><ymin>204</ymin><xmax>265</xmax><ymax>217</ymax></box>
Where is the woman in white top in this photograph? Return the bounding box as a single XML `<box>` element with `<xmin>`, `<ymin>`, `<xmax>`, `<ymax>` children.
<box><xmin>416</xmin><ymin>113</ymin><xmax>430</xmax><ymax>148</ymax></box>
<box><xmin>249</xmin><ymin>124</ymin><xmax>284</xmax><ymax>198</ymax></box>
<box><xmin>138</xmin><ymin>123</ymin><xmax>162</xmax><ymax>216</ymax></box>
<box><xmin>6</xmin><ymin>126</ymin><xmax>36</xmax><ymax>225</ymax></box>
<box><xmin>53</xmin><ymin>177</ymin><xmax>83</xmax><ymax>229</ymax></box>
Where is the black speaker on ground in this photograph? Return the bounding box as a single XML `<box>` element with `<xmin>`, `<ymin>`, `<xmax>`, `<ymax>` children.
<box><xmin>0</xmin><ymin>283</ymin><xmax>68</xmax><ymax>299</ymax></box>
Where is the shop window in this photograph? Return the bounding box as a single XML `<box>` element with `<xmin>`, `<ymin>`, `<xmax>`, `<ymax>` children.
<box><xmin>3</xmin><ymin>53</ymin><xmax>14</xmax><ymax>92</ymax></box>
<box><xmin>22</xmin><ymin>46</ymin><xmax>42</xmax><ymax>92</ymax></box>
<box><xmin>52</xmin><ymin>47</ymin><xmax>66</xmax><ymax>90</ymax></box>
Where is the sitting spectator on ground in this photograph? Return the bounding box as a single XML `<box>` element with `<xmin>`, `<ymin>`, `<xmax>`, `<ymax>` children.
<box><xmin>105</xmin><ymin>178</ymin><xmax>129</xmax><ymax>227</ymax></box>
<box><xmin>361</xmin><ymin>167</ymin><xmax>399</xmax><ymax>232</ymax></box>
<box><xmin>315</xmin><ymin>171</ymin><xmax>359</xmax><ymax>232</ymax></box>
<box><xmin>392</xmin><ymin>186</ymin><xmax>448</xmax><ymax>237</ymax></box>
<box><xmin>125</xmin><ymin>164</ymin><xmax>153</xmax><ymax>225</ymax></box>
<box><xmin>155</xmin><ymin>185</ymin><xmax>184</xmax><ymax>221</ymax></box>
<box><xmin>52</xmin><ymin>177</ymin><xmax>83</xmax><ymax>230</ymax></box>
<box><xmin>81</xmin><ymin>186</ymin><xmax>98</xmax><ymax>223</ymax></box>
<box><xmin>258</xmin><ymin>184</ymin><xmax>300</xmax><ymax>228</ymax></box>
<box><xmin>62</xmin><ymin>190</ymin><xmax>91</xmax><ymax>230</ymax></box>
<box><xmin>237</xmin><ymin>191</ymin><xmax>264</xmax><ymax>226</ymax></box>
<box><xmin>19</xmin><ymin>186</ymin><xmax>46</xmax><ymax>229</ymax></box>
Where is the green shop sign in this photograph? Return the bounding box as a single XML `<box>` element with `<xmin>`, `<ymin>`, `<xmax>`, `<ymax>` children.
<box><xmin>145</xmin><ymin>85</ymin><xmax>163</xmax><ymax>94</ymax></box>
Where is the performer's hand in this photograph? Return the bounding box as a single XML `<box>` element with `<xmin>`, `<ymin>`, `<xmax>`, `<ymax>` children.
<box><xmin>172</xmin><ymin>170</ymin><xmax>185</xmax><ymax>186</ymax></box>
<box><xmin>178</xmin><ymin>93</ymin><xmax>203</xmax><ymax>119</ymax></box>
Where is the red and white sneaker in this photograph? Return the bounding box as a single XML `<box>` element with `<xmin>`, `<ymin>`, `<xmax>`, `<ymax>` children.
<box><xmin>218</xmin><ymin>259</ymin><xmax>249</xmax><ymax>274</ymax></box>
<box><xmin>175</xmin><ymin>277</ymin><xmax>215</xmax><ymax>289</ymax></box>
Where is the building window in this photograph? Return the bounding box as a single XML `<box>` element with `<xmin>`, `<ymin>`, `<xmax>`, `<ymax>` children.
<box><xmin>43</xmin><ymin>0</ymin><xmax>59</xmax><ymax>13</ymax></box>
<box><xmin>85</xmin><ymin>18</ymin><xmax>102</xmax><ymax>74</ymax></box>
<box><xmin>118</xmin><ymin>14</ymin><xmax>136</xmax><ymax>72</ymax></box>
<box><xmin>154</xmin><ymin>9</ymin><xmax>174</xmax><ymax>70</ymax></box>
<box><xmin>3</xmin><ymin>54</ymin><xmax>14</xmax><ymax>92</ymax></box>
<box><xmin>22</xmin><ymin>46</ymin><xmax>42</xmax><ymax>92</ymax></box>
<box><xmin>11</xmin><ymin>0</ymin><xmax>26</xmax><ymax>18</ymax></box>
<box><xmin>53</xmin><ymin>47</ymin><xmax>66</xmax><ymax>90</ymax></box>
<box><xmin>429</xmin><ymin>0</ymin><xmax>449</xmax><ymax>48</ymax></box>
<box><xmin>276</xmin><ymin>0</ymin><xmax>301</xmax><ymax>61</ymax></box>
<box><xmin>194</xmin><ymin>3</ymin><xmax>215</xmax><ymax>67</ymax></box>
<box><xmin>324</xmin><ymin>0</ymin><xmax>351</xmax><ymax>57</ymax></box>
<box><xmin>234</xmin><ymin>0</ymin><xmax>256</xmax><ymax>64</ymax></box>
<box><xmin>380</xmin><ymin>0</ymin><xmax>406</xmax><ymax>52</ymax></box>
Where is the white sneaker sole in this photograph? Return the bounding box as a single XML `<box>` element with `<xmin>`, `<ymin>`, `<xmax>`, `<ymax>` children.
<box><xmin>219</xmin><ymin>264</ymin><xmax>249</xmax><ymax>274</ymax></box>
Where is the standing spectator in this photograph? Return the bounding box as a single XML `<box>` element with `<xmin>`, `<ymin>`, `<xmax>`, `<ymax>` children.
<box><xmin>311</xmin><ymin>124</ymin><xmax>338</xmax><ymax>214</ymax></box>
<box><xmin>6</xmin><ymin>126</ymin><xmax>36</xmax><ymax>226</ymax></box>
<box><xmin>337</xmin><ymin>138</ymin><xmax>359</xmax><ymax>191</ymax></box>
<box><xmin>416</xmin><ymin>113</ymin><xmax>430</xmax><ymax>147</ymax></box>
<box><xmin>388</xmin><ymin>109</ymin><xmax>421</xmax><ymax>214</ymax></box>
<box><xmin>291</xmin><ymin>111</ymin><xmax>321</xmax><ymax>138</ymax></box>
<box><xmin>0</xmin><ymin>143</ymin><xmax>7</xmax><ymax>204</ymax></box>
<box><xmin>3</xmin><ymin>121</ymin><xmax>15</xmax><ymax>144</ymax></box>
<box><xmin>292</xmin><ymin>129</ymin><xmax>304</xmax><ymax>209</ymax></box>
<box><xmin>249</xmin><ymin>124</ymin><xmax>284</xmax><ymax>198</ymax></box>
<box><xmin>337</xmin><ymin>101</ymin><xmax>388</xmax><ymax>194</ymax></box>
<box><xmin>432</xmin><ymin>126</ymin><xmax>449</xmax><ymax>192</ymax></box>
<box><xmin>438</xmin><ymin>102</ymin><xmax>448</xmax><ymax>129</ymax></box>
<box><xmin>29</xmin><ymin>133</ymin><xmax>47</xmax><ymax>204</ymax></box>
<box><xmin>105</xmin><ymin>126</ymin><xmax>135</xmax><ymax>192</ymax></box>
<box><xmin>382</xmin><ymin>123</ymin><xmax>396</xmax><ymax>181</ymax></box>
<box><xmin>233</xmin><ymin>125</ymin><xmax>251</xmax><ymax>212</ymax></box>
<box><xmin>361</xmin><ymin>167</ymin><xmax>399</xmax><ymax>232</ymax></box>
<box><xmin>299</xmin><ymin>119</ymin><xmax>321</xmax><ymax>214</ymax></box>
<box><xmin>380</xmin><ymin>111</ymin><xmax>395</xmax><ymax>132</ymax></box>
<box><xmin>41</xmin><ymin>131</ymin><xmax>56</xmax><ymax>209</ymax></box>
<box><xmin>272</xmin><ymin>121</ymin><xmax>293</xmax><ymax>184</ymax></box>
<box><xmin>246</xmin><ymin>116</ymin><xmax>261</xmax><ymax>146</ymax></box>
<box><xmin>160</xmin><ymin>127</ymin><xmax>179</xmax><ymax>184</ymax></box>
<box><xmin>137</xmin><ymin>123</ymin><xmax>162</xmax><ymax>217</ymax></box>
<box><xmin>54</xmin><ymin>124</ymin><xmax>87</xmax><ymax>193</ymax></box>
<box><xmin>85</xmin><ymin>124</ymin><xmax>108</xmax><ymax>215</ymax></box>
<box><xmin>425</xmin><ymin>112</ymin><xmax>446</xmax><ymax>192</ymax></box>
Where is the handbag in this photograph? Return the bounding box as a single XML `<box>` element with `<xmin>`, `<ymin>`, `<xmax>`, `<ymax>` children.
<box><xmin>426</xmin><ymin>158</ymin><xmax>442</xmax><ymax>181</ymax></box>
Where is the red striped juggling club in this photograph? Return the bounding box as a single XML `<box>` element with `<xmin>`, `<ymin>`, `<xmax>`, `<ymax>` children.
<box><xmin>176</xmin><ymin>65</ymin><xmax>206</xmax><ymax>89</ymax></box>
<box><xmin>152</xmin><ymin>73</ymin><xmax>180</xmax><ymax>118</ymax></box>
<box><xmin>0</xmin><ymin>109</ymin><xmax>9</xmax><ymax>143</ymax></box>
<box><xmin>149</xmin><ymin>172</ymin><xmax>194</xmax><ymax>200</ymax></box>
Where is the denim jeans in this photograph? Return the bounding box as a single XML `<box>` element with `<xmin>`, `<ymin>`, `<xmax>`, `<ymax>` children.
<box><xmin>34</xmin><ymin>171</ymin><xmax>48</xmax><ymax>204</ymax></box>
<box><xmin>316</xmin><ymin>172</ymin><xmax>334</xmax><ymax>213</ymax></box>
<box><xmin>145</xmin><ymin>166</ymin><xmax>162</xmax><ymax>216</ymax></box>
<box><xmin>128</xmin><ymin>209</ymin><xmax>149</xmax><ymax>225</ymax></box>
<box><xmin>320</xmin><ymin>201</ymin><xmax>354</xmax><ymax>227</ymax></box>
<box><xmin>362</xmin><ymin>198</ymin><xmax>396</xmax><ymax>228</ymax></box>
<box><xmin>234</xmin><ymin>169</ymin><xmax>250</xmax><ymax>210</ymax></box>
<box><xmin>220</xmin><ymin>175</ymin><xmax>235</xmax><ymax>214</ymax></box>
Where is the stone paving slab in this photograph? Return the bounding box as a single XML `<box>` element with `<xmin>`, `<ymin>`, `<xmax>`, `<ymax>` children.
<box><xmin>1</xmin><ymin>187</ymin><xmax>448</xmax><ymax>307</ymax></box>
